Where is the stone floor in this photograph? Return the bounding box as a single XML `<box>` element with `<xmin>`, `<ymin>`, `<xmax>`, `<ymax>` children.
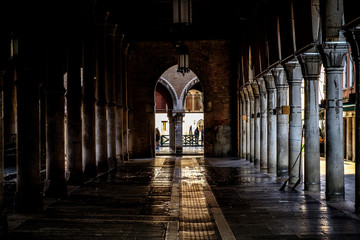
<box><xmin>3</xmin><ymin>156</ymin><xmax>360</xmax><ymax>239</ymax></box>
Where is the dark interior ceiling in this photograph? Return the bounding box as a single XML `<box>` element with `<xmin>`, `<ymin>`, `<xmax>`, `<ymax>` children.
<box><xmin>98</xmin><ymin>0</ymin><xmax>260</xmax><ymax>41</ymax></box>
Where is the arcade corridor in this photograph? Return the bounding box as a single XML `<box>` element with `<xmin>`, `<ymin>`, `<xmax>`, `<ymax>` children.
<box><xmin>2</xmin><ymin>0</ymin><xmax>360</xmax><ymax>238</ymax></box>
<box><xmin>4</xmin><ymin>156</ymin><xmax>360</xmax><ymax>239</ymax></box>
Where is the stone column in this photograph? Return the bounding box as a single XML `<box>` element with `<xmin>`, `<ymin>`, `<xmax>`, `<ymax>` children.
<box><xmin>344</xmin><ymin>26</ymin><xmax>360</xmax><ymax>212</ymax></box>
<box><xmin>0</xmin><ymin>71</ymin><xmax>7</xmax><ymax>234</ymax></box>
<box><xmin>66</xmin><ymin>25</ymin><xmax>83</xmax><ymax>185</ymax></box>
<box><xmin>247</xmin><ymin>85</ymin><xmax>255</xmax><ymax>163</ymax></box>
<box><xmin>82</xmin><ymin>21</ymin><xmax>97</xmax><ymax>178</ymax></box>
<box><xmin>319</xmin><ymin>42</ymin><xmax>348</xmax><ymax>201</ymax></box>
<box><xmin>257</xmin><ymin>77</ymin><xmax>268</xmax><ymax>170</ymax></box>
<box><xmin>352</xmin><ymin>115</ymin><xmax>356</xmax><ymax>162</ymax></box>
<box><xmin>173</xmin><ymin>112</ymin><xmax>184</xmax><ymax>154</ymax></box>
<box><xmin>44</xmin><ymin>41</ymin><xmax>67</xmax><ymax>196</ymax></box>
<box><xmin>272</xmin><ymin>66</ymin><xmax>289</xmax><ymax>177</ymax></box>
<box><xmin>96</xmin><ymin>22</ymin><xmax>108</xmax><ymax>171</ymax></box>
<box><xmin>15</xmin><ymin>41</ymin><xmax>42</xmax><ymax>213</ymax></box>
<box><xmin>115</xmin><ymin>34</ymin><xmax>125</xmax><ymax>163</ymax></box>
<box><xmin>346</xmin><ymin>116</ymin><xmax>353</xmax><ymax>161</ymax></box>
<box><xmin>299</xmin><ymin>53</ymin><xmax>321</xmax><ymax>191</ymax></box>
<box><xmin>284</xmin><ymin>61</ymin><xmax>303</xmax><ymax>185</ymax></box>
<box><xmin>240</xmin><ymin>90</ymin><xmax>247</xmax><ymax>159</ymax></box>
<box><xmin>168</xmin><ymin>112</ymin><xmax>175</xmax><ymax>151</ymax></box>
<box><xmin>243</xmin><ymin>89</ymin><xmax>251</xmax><ymax>161</ymax></box>
<box><xmin>238</xmin><ymin>91</ymin><xmax>242</xmax><ymax>158</ymax></box>
<box><xmin>263</xmin><ymin>72</ymin><xmax>277</xmax><ymax>173</ymax></box>
<box><xmin>251</xmin><ymin>82</ymin><xmax>261</xmax><ymax>169</ymax></box>
<box><xmin>106</xmin><ymin>25</ymin><xmax>117</xmax><ymax>169</ymax></box>
<box><xmin>123</xmin><ymin>44</ymin><xmax>130</xmax><ymax>161</ymax></box>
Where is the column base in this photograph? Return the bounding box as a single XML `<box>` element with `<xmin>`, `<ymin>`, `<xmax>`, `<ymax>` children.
<box><xmin>246</xmin><ymin>153</ymin><xmax>250</xmax><ymax>161</ymax></box>
<box><xmin>44</xmin><ymin>179</ymin><xmax>67</xmax><ymax>197</ymax></box>
<box><xmin>305</xmin><ymin>182</ymin><xmax>320</xmax><ymax>191</ymax></box>
<box><xmin>326</xmin><ymin>192</ymin><xmax>344</xmax><ymax>201</ymax></box>
<box><xmin>15</xmin><ymin>191</ymin><xmax>43</xmax><ymax>213</ymax></box>
<box><xmin>277</xmin><ymin>169</ymin><xmax>288</xmax><ymax>178</ymax></box>
<box><xmin>254</xmin><ymin>158</ymin><xmax>260</xmax><ymax>168</ymax></box>
<box><xmin>66</xmin><ymin>171</ymin><xmax>83</xmax><ymax>186</ymax></box>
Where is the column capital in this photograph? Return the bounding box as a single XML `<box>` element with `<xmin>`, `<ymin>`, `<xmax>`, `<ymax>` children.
<box><xmin>298</xmin><ymin>52</ymin><xmax>322</xmax><ymax>79</ymax></box>
<box><xmin>263</xmin><ymin>72</ymin><xmax>276</xmax><ymax>90</ymax></box>
<box><xmin>283</xmin><ymin>60</ymin><xmax>302</xmax><ymax>84</ymax></box>
<box><xmin>246</xmin><ymin>84</ymin><xmax>254</xmax><ymax>99</ymax></box>
<box><xmin>239</xmin><ymin>90</ymin><xmax>245</xmax><ymax>102</ymax></box>
<box><xmin>271</xmin><ymin>65</ymin><xmax>287</xmax><ymax>87</ymax></box>
<box><xmin>317</xmin><ymin>42</ymin><xmax>349</xmax><ymax>68</ymax></box>
<box><xmin>243</xmin><ymin>88</ymin><xmax>249</xmax><ymax>100</ymax></box>
<box><xmin>250</xmin><ymin>81</ymin><xmax>260</xmax><ymax>97</ymax></box>
<box><xmin>256</xmin><ymin>77</ymin><xmax>267</xmax><ymax>95</ymax></box>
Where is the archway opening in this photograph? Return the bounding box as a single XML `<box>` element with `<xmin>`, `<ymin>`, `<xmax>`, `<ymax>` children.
<box><xmin>154</xmin><ymin>65</ymin><xmax>204</xmax><ymax>155</ymax></box>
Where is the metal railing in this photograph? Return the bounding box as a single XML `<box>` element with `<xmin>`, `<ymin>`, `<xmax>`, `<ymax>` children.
<box><xmin>160</xmin><ymin>135</ymin><xmax>203</xmax><ymax>147</ymax></box>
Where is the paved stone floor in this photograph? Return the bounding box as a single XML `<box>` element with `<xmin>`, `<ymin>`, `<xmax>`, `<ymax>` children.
<box><xmin>3</xmin><ymin>156</ymin><xmax>360</xmax><ymax>239</ymax></box>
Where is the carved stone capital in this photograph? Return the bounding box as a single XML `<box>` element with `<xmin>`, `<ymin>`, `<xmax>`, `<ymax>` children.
<box><xmin>271</xmin><ymin>65</ymin><xmax>287</xmax><ymax>87</ymax></box>
<box><xmin>298</xmin><ymin>53</ymin><xmax>322</xmax><ymax>79</ymax></box>
<box><xmin>250</xmin><ymin>81</ymin><xmax>260</xmax><ymax>97</ymax></box>
<box><xmin>318</xmin><ymin>42</ymin><xmax>349</xmax><ymax>69</ymax></box>
<box><xmin>256</xmin><ymin>77</ymin><xmax>267</xmax><ymax>95</ymax></box>
<box><xmin>283</xmin><ymin>61</ymin><xmax>302</xmax><ymax>84</ymax></box>
<box><xmin>246</xmin><ymin>84</ymin><xmax>254</xmax><ymax>99</ymax></box>
<box><xmin>263</xmin><ymin>72</ymin><xmax>276</xmax><ymax>90</ymax></box>
<box><xmin>243</xmin><ymin>88</ymin><xmax>249</xmax><ymax>100</ymax></box>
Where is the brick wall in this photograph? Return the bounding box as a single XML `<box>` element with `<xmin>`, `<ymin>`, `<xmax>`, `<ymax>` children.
<box><xmin>128</xmin><ymin>39</ymin><xmax>237</xmax><ymax>158</ymax></box>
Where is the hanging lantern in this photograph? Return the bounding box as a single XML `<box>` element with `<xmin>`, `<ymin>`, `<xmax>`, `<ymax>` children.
<box><xmin>176</xmin><ymin>44</ymin><xmax>190</xmax><ymax>76</ymax></box>
<box><xmin>173</xmin><ymin>0</ymin><xmax>192</xmax><ymax>26</ymax></box>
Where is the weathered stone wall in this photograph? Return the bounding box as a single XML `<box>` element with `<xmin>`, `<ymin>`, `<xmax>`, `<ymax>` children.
<box><xmin>128</xmin><ymin>39</ymin><xmax>237</xmax><ymax>158</ymax></box>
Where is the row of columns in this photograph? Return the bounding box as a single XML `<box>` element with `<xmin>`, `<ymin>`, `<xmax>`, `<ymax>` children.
<box><xmin>0</xmin><ymin>14</ymin><xmax>131</xmax><ymax>225</ymax></box>
<box><xmin>239</xmin><ymin>43</ymin><xmax>353</xmax><ymax>204</ymax></box>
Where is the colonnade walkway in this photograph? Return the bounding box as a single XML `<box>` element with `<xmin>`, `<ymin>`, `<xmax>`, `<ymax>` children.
<box><xmin>4</xmin><ymin>156</ymin><xmax>360</xmax><ymax>239</ymax></box>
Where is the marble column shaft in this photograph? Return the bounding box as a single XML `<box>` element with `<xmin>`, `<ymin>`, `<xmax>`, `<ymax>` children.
<box><xmin>257</xmin><ymin>77</ymin><xmax>268</xmax><ymax>170</ymax></box>
<box><xmin>319</xmin><ymin>42</ymin><xmax>348</xmax><ymax>201</ymax></box>
<box><xmin>240</xmin><ymin>91</ymin><xmax>247</xmax><ymax>159</ymax></box>
<box><xmin>15</xmin><ymin>43</ymin><xmax>42</xmax><ymax>213</ymax></box>
<box><xmin>173</xmin><ymin>112</ymin><xmax>184</xmax><ymax>154</ymax></box>
<box><xmin>82</xmin><ymin>23</ymin><xmax>97</xmax><ymax>178</ymax></box>
<box><xmin>264</xmin><ymin>73</ymin><xmax>277</xmax><ymax>173</ymax></box>
<box><xmin>106</xmin><ymin>26</ymin><xmax>117</xmax><ymax>169</ymax></box>
<box><xmin>251</xmin><ymin>82</ymin><xmax>261</xmax><ymax>169</ymax></box>
<box><xmin>299</xmin><ymin>53</ymin><xmax>321</xmax><ymax>191</ymax></box>
<box><xmin>346</xmin><ymin>116</ymin><xmax>353</xmax><ymax>160</ymax></box>
<box><xmin>272</xmin><ymin>66</ymin><xmax>289</xmax><ymax>177</ymax></box>
<box><xmin>123</xmin><ymin>44</ymin><xmax>130</xmax><ymax>161</ymax></box>
<box><xmin>44</xmin><ymin>42</ymin><xmax>67</xmax><ymax>196</ymax></box>
<box><xmin>244</xmin><ymin>89</ymin><xmax>251</xmax><ymax>161</ymax></box>
<box><xmin>66</xmin><ymin>28</ymin><xmax>83</xmax><ymax>185</ymax></box>
<box><xmin>247</xmin><ymin>85</ymin><xmax>255</xmax><ymax>163</ymax></box>
<box><xmin>96</xmin><ymin>23</ymin><xmax>109</xmax><ymax>171</ymax></box>
<box><xmin>284</xmin><ymin>61</ymin><xmax>303</xmax><ymax>185</ymax></box>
